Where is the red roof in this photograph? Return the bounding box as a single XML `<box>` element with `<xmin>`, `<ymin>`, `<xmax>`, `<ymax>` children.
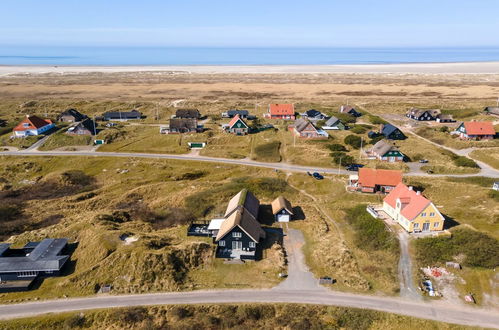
<box><xmin>463</xmin><ymin>122</ymin><xmax>495</xmax><ymax>136</ymax></box>
<box><xmin>13</xmin><ymin>115</ymin><xmax>52</xmax><ymax>131</ymax></box>
<box><xmin>383</xmin><ymin>183</ymin><xmax>432</xmax><ymax>221</ymax></box>
<box><xmin>269</xmin><ymin>104</ymin><xmax>294</xmax><ymax>116</ymax></box>
<box><xmin>358</xmin><ymin>168</ymin><xmax>402</xmax><ymax>188</ymax></box>
<box><xmin>228</xmin><ymin>114</ymin><xmax>246</xmax><ymax>127</ymax></box>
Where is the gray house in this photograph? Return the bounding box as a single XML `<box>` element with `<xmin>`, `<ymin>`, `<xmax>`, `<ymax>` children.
<box><xmin>103</xmin><ymin>110</ymin><xmax>142</xmax><ymax>121</ymax></box>
<box><xmin>0</xmin><ymin>239</ymin><xmax>70</xmax><ymax>291</ymax></box>
<box><xmin>58</xmin><ymin>109</ymin><xmax>87</xmax><ymax>123</ymax></box>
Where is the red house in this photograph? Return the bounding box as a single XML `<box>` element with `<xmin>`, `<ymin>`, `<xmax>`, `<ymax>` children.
<box><xmin>348</xmin><ymin>168</ymin><xmax>403</xmax><ymax>193</ymax></box>
<box><xmin>454</xmin><ymin>122</ymin><xmax>495</xmax><ymax>140</ymax></box>
<box><xmin>265</xmin><ymin>104</ymin><xmax>295</xmax><ymax>120</ymax></box>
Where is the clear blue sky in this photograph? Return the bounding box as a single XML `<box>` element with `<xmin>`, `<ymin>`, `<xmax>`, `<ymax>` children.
<box><xmin>1</xmin><ymin>0</ymin><xmax>498</xmax><ymax>47</ymax></box>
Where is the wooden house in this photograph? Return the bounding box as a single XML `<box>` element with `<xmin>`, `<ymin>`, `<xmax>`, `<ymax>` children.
<box><xmin>57</xmin><ymin>109</ymin><xmax>87</xmax><ymax>123</ymax></box>
<box><xmin>271</xmin><ymin>196</ymin><xmax>293</xmax><ymax>222</ymax></box>
<box><xmin>380</xmin><ymin>124</ymin><xmax>406</xmax><ymax>140</ymax></box>
<box><xmin>383</xmin><ymin>183</ymin><xmax>445</xmax><ymax>233</ymax></box>
<box><xmin>339</xmin><ymin>105</ymin><xmax>362</xmax><ymax>117</ymax></box>
<box><xmin>300</xmin><ymin>109</ymin><xmax>328</xmax><ymax>121</ymax></box>
<box><xmin>291</xmin><ymin>118</ymin><xmax>328</xmax><ymax>139</ymax></box>
<box><xmin>103</xmin><ymin>110</ymin><xmax>142</xmax><ymax>121</ymax></box>
<box><xmin>265</xmin><ymin>104</ymin><xmax>295</xmax><ymax>120</ymax></box>
<box><xmin>161</xmin><ymin>118</ymin><xmax>203</xmax><ymax>134</ymax></box>
<box><xmin>222</xmin><ymin>109</ymin><xmax>250</xmax><ymax>118</ymax></box>
<box><xmin>365</xmin><ymin>140</ymin><xmax>404</xmax><ymax>162</ymax></box>
<box><xmin>66</xmin><ymin>118</ymin><xmax>96</xmax><ymax>136</ymax></box>
<box><xmin>348</xmin><ymin>168</ymin><xmax>402</xmax><ymax>193</ymax></box>
<box><xmin>436</xmin><ymin>114</ymin><xmax>455</xmax><ymax>123</ymax></box>
<box><xmin>226</xmin><ymin>115</ymin><xmax>249</xmax><ymax>135</ymax></box>
<box><xmin>406</xmin><ymin>108</ymin><xmax>441</xmax><ymax>121</ymax></box>
<box><xmin>453</xmin><ymin>122</ymin><xmax>495</xmax><ymax>140</ymax></box>
<box><xmin>13</xmin><ymin>115</ymin><xmax>55</xmax><ymax>137</ymax></box>
<box><xmin>175</xmin><ymin>109</ymin><xmax>201</xmax><ymax>119</ymax></box>
<box><xmin>322</xmin><ymin>116</ymin><xmax>346</xmax><ymax>130</ymax></box>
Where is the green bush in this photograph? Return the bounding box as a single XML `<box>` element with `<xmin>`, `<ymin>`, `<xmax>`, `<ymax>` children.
<box><xmin>344</xmin><ymin>205</ymin><xmax>399</xmax><ymax>252</ymax></box>
<box><xmin>60</xmin><ymin>170</ymin><xmax>94</xmax><ymax>186</ymax></box>
<box><xmin>368</xmin><ymin>115</ymin><xmax>388</xmax><ymax>125</ymax></box>
<box><xmin>331</xmin><ymin>152</ymin><xmax>354</xmax><ymax>166</ymax></box>
<box><xmin>344</xmin><ymin>135</ymin><xmax>362</xmax><ymax>149</ymax></box>
<box><xmin>414</xmin><ymin>228</ymin><xmax>499</xmax><ymax>268</ymax></box>
<box><xmin>439</xmin><ymin>126</ymin><xmax>449</xmax><ymax>133</ymax></box>
<box><xmin>350</xmin><ymin>126</ymin><xmax>367</xmax><ymax>134</ymax></box>
<box><xmin>335</xmin><ymin>113</ymin><xmax>357</xmax><ymax>124</ymax></box>
<box><xmin>369</xmin><ymin>136</ymin><xmax>384</xmax><ymax>145</ymax></box>
<box><xmin>488</xmin><ymin>190</ymin><xmax>499</xmax><ymax>201</ymax></box>
<box><xmin>453</xmin><ymin>156</ymin><xmax>479</xmax><ymax>168</ymax></box>
<box><xmin>327</xmin><ymin>143</ymin><xmax>347</xmax><ymax>152</ymax></box>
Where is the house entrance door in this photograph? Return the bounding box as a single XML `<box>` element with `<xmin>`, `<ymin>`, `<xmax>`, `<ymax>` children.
<box><xmin>232</xmin><ymin>241</ymin><xmax>242</xmax><ymax>250</ymax></box>
<box><xmin>422</xmin><ymin>223</ymin><xmax>430</xmax><ymax>232</ymax></box>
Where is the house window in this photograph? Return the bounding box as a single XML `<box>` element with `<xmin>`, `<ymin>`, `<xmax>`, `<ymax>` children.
<box><xmin>433</xmin><ymin>222</ymin><xmax>439</xmax><ymax>228</ymax></box>
<box><xmin>249</xmin><ymin>242</ymin><xmax>256</xmax><ymax>248</ymax></box>
<box><xmin>219</xmin><ymin>240</ymin><xmax>225</xmax><ymax>247</ymax></box>
<box><xmin>232</xmin><ymin>232</ymin><xmax>242</xmax><ymax>238</ymax></box>
<box><xmin>17</xmin><ymin>271</ymin><xmax>38</xmax><ymax>277</ymax></box>
<box><xmin>421</xmin><ymin>212</ymin><xmax>426</xmax><ymax>217</ymax></box>
<box><xmin>414</xmin><ymin>223</ymin><xmax>419</xmax><ymax>229</ymax></box>
<box><xmin>430</xmin><ymin>212</ymin><xmax>435</xmax><ymax>217</ymax></box>
<box><xmin>23</xmin><ymin>123</ymin><xmax>30</xmax><ymax>127</ymax></box>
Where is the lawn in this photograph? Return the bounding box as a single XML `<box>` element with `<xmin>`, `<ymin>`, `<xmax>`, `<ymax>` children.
<box><xmin>470</xmin><ymin>148</ymin><xmax>499</xmax><ymax>170</ymax></box>
<box><xmin>38</xmin><ymin>129</ymin><xmax>93</xmax><ymax>151</ymax></box>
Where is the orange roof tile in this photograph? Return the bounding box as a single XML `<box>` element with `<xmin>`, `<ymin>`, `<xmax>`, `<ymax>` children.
<box><xmin>269</xmin><ymin>104</ymin><xmax>294</xmax><ymax>116</ymax></box>
<box><xmin>383</xmin><ymin>183</ymin><xmax>432</xmax><ymax>221</ymax></box>
<box><xmin>463</xmin><ymin>121</ymin><xmax>495</xmax><ymax>136</ymax></box>
<box><xmin>358</xmin><ymin>168</ymin><xmax>402</xmax><ymax>188</ymax></box>
<box><xmin>228</xmin><ymin>114</ymin><xmax>247</xmax><ymax>128</ymax></box>
<box><xmin>13</xmin><ymin>115</ymin><xmax>52</xmax><ymax>131</ymax></box>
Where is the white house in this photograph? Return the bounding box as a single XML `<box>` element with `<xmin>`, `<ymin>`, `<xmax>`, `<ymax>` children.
<box><xmin>13</xmin><ymin>115</ymin><xmax>55</xmax><ymax>137</ymax></box>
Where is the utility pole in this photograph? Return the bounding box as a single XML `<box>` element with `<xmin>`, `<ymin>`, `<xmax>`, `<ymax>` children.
<box><xmin>93</xmin><ymin>115</ymin><xmax>97</xmax><ymax>136</ymax></box>
<box><xmin>359</xmin><ymin>137</ymin><xmax>363</xmax><ymax>159</ymax></box>
<box><xmin>338</xmin><ymin>156</ymin><xmax>342</xmax><ymax>175</ymax></box>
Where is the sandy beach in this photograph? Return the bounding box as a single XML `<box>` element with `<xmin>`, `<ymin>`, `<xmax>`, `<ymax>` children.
<box><xmin>2</xmin><ymin>61</ymin><xmax>499</xmax><ymax>76</ymax></box>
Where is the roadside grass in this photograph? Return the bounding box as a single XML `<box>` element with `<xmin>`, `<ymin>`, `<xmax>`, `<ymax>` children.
<box><xmin>0</xmin><ymin>156</ymin><xmax>287</xmax><ymax>303</ymax></box>
<box><xmin>200</xmin><ymin>128</ymin><xmax>251</xmax><ymax>159</ymax></box>
<box><xmin>470</xmin><ymin>148</ymin><xmax>499</xmax><ymax>170</ymax></box>
<box><xmin>0</xmin><ymin>304</ymin><xmax>473</xmax><ymax>330</ymax></box>
<box><xmin>97</xmin><ymin>125</ymin><xmax>190</xmax><ymax>154</ymax></box>
<box><xmin>0</xmin><ymin>133</ymin><xmax>42</xmax><ymax>149</ymax></box>
<box><xmin>38</xmin><ymin>128</ymin><xmax>93</xmax><ymax>151</ymax></box>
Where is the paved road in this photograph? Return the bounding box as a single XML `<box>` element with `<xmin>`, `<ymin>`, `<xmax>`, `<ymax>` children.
<box><xmin>397</xmin><ymin>231</ymin><xmax>422</xmax><ymax>301</ymax></box>
<box><xmin>273</xmin><ymin>228</ymin><xmax>324</xmax><ymax>291</ymax></box>
<box><xmin>0</xmin><ymin>290</ymin><xmax>498</xmax><ymax>328</ymax></box>
<box><xmin>2</xmin><ymin>150</ymin><xmax>498</xmax><ymax>178</ymax></box>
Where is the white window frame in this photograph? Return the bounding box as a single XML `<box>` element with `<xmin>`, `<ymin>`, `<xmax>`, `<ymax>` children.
<box><xmin>430</xmin><ymin>212</ymin><xmax>435</xmax><ymax>217</ymax></box>
<box><xmin>232</xmin><ymin>232</ymin><xmax>242</xmax><ymax>238</ymax></box>
<box><xmin>219</xmin><ymin>240</ymin><xmax>225</xmax><ymax>247</ymax></box>
<box><xmin>433</xmin><ymin>222</ymin><xmax>439</xmax><ymax>228</ymax></box>
<box><xmin>414</xmin><ymin>223</ymin><xmax>419</xmax><ymax>229</ymax></box>
<box><xmin>421</xmin><ymin>212</ymin><xmax>426</xmax><ymax>217</ymax></box>
<box><xmin>249</xmin><ymin>242</ymin><xmax>256</xmax><ymax>248</ymax></box>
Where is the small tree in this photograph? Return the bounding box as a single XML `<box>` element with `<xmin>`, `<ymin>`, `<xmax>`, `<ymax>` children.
<box><xmin>344</xmin><ymin>135</ymin><xmax>362</xmax><ymax>149</ymax></box>
<box><xmin>327</xmin><ymin>143</ymin><xmax>347</xmax><ymax>152</ymax></box>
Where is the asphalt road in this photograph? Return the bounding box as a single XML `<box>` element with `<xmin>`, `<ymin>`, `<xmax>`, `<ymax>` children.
<box><xmin>1</xmin><ymin>150</ymin><xmax>498</xmax><ymax>178</ymax></box>
<box><xmin>0</xmin><ymin>289</ymin><xmax>498</xmax><ymax>328</ymax></box>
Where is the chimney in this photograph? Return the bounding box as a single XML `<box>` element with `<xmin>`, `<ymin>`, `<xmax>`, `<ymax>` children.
<box><xmin>408</xmin><ymin>186</ymin><xmax>413</xmax><ymax>191</ymax></box>
<box><xmin>340</xmin><ymin>105</ymin><xmax>344</xmax><ymax>112</ymax></box>
<box><xmin>416</xmin><ymin>191</ymin><xmax>421</xmax><ymax>195</ymax></box>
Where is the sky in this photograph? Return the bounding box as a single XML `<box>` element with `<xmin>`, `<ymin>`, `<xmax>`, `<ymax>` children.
<box><xmin>1</xmin><ymin>0</ymin><xmax>498</xmax><ymax>47</ymax></box>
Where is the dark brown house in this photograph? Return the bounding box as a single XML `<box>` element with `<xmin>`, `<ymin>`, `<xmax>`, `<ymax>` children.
<box><xmin>58</xmin><ymin>109</ymin><xmax>87</xmax><ymax>123</ymax></box>
<box><xmin>161</xmin><ymin>118</ymin><xmax>203</xmax><ymax>134</ymax></box>
<box><xmin>175</xmin><ymin>109</ymin><xmax>201</xmax><ymax>119</ymax></box>
<box><xmin>66</xmin><ymin>118</ymin><xmax>96</xmax><ymax>136</ymax></box>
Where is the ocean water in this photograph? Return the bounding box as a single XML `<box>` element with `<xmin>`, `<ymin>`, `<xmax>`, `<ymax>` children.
<box><xmin>1</xmin><ymin>46</ymin><xmax>499</xmax><ymax>66</ymax></box>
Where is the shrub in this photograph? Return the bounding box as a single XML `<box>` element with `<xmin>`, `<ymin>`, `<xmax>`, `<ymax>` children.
<box><xmin>327</xmin><ymin>143</ymin><xmax>347</xmax><ymax>152</ymax></box>
<box><xmin>439</xmin><ymin>126</ymin><xmax>449</xmax><ymax>133</ymax></box>
<box><xmin>453</xmin><ymin>156</ymin><xmax>479</xmax><ymax>168</ymax></box>
<box><xmin>330</xmin><ymin>152</ymin><xmax>354</xmax><ymax>166</ymax></box>
<box><xmin>63</xmin><ymin>314</ymin><xmax>86</xmax><ymax>329</ymax></box>
<box><xmin>0</xmin><ymin>205</ymin><xmax>22</xmax><ymax>221</ymax></box>
<box><xmin>174</xmin><ymin>171</ymin><xmax>206</xmax><ymax>181</ymax></box>
<box><xmin>344</xmin><ymin>205</ymin><xmax>399</xmax><ymax>252</ymax></box>
<box><xmin>368</xmin><ymin>115</ymin><xmax>388</xmax><ymax>125</ymax></box>
<box><xmin>488</xmin><ymin>190</ymin><xmax>499</xmax><ymax>201</ymax></box>
<box><xmin>149</xmin><ymin>207</ymin><xmax>195</xmax><ymax>229</ymax></box>
<box><xmin>335</xmin><ymin>113</ymin><xmax>357</xmax><ymax>124</ymax></box>
<box><xmin>60</xmin><ymin>170</ymin><xmax>94</xmax><ymax>186</ymax></box>
<box><xmin>369</xmin><ymin>136</ymin><xmax>384</xmax><ymax>145</ymax></box>
<box><xmin>414</xmin><ymin>228</ymin><xmax>499</xmax><ymax>268</ymax></box>
<box><xmin>350</xmin><ymin>126</ymin><xmax>367</xmax><ymax>134</ymax></box>
<box><xmin>253</xmin><ymin>141</ymin><xmax>281</xmax><ymax>162</ymax></box>
<box><xmin>110</xmin><ymin>307</ymin><xmax>148</xmax><ymax>324</ymax></box>
<box><xmin>344</xmin><ymin>135</ymin><xmax>362</xmax><ymax>149</ymax></box>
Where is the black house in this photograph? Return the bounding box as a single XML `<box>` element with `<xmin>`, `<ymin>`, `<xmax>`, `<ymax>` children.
<box><xmin>58</xmin><ymin>109</ymin><xmax>87</xmax><ymax>123</ymax></box>
<box><xmin>380</xmin><ymin>124</ymin><xmax>406</xmax><ymax>140</ymax></box>
<box><xmin>66</xmin><ymin>118</ymin><xmax>96</xmax><ymax>136</ymax></box>
<box><xmin>0</xmin><ymin>239</ymin><xmax>70</xmax><ymax>291</ymax></box>
<box><xmin>103</xmin><ymin>110</ymin><xmax>142</xmax><ymax>121</ymax></box>
<box><xmin>215</xmin><ymin>207</ymin><xmax>265</xmax><ymax>260</ymax></box>
<box><xmin>175</xmin><ymin>109</ymin><xmax>201</xmax><ymax>119</ymax></box>
<box><xmin>406</xmin><ymin>108</ymin><xmax>441</xmax><ymax>121</ymax></box>
<box><xmin>223</xmin><ymin>109</ymin><xmax>250</xmax><ymax>118</ymax></box>
<box><xmin>339</xmin><ymin>105</ymin><xmax>362</xmax><ymax>117</ymax></box>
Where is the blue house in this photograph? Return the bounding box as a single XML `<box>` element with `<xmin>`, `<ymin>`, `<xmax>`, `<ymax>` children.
<box><xmin>380</xmin><ymin>124</ymin><xmax>406</xmax><ymax>140</ymax></box>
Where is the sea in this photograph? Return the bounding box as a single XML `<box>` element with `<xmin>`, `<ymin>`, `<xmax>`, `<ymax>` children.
<box><xmin>1</xmin><ymin>46</ymin><xmax>499</xmax><ymax>66</ymax></box>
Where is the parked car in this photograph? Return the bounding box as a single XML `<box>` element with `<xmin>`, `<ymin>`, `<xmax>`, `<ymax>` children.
<box><xmin>426</xmin><ymin>169</ymin><xmax>434</xmax><ymax>174</ymax></box>
<box><xmin>312</xmin><ymin>172</ymin><xmax>324</xmax><ymax>180</ymax></box>
<box><xmin>346</xmin><ymin>164</ymin><xmax>364</xmax><ymax>171</ymax></box>
<box><xmin>419</xmin><ymin>159</ymin><xmax>429</xmax><ymax>163</ymax></box>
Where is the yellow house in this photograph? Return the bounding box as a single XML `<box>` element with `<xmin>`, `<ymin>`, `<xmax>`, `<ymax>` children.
<box><xmin>383</xmin><ymin>183</ymin><xmax>445</xmax><ymax>233</ymax></box>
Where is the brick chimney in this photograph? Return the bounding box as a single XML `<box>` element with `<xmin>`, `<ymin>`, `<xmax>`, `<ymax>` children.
<box><xmin>408</xmin><ymin>186</ymin><xmax>413</xmax><ymax>191</ymax></box>
<box><xmin>416</xmin><ymin>190</ymin><xmax>421</xmax><ymax>195</ymax></box>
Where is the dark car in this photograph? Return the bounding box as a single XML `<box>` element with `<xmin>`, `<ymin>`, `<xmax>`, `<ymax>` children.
<box><xmin>312</xmin><ymin>172</ymin><xmax>324</xmax><ymax>180</ymax></box>
<box><xmin>419</xmin><ymin>159</ymin><xmax>429</xmax><ymax>163</ymax></box>
<box><xmin>346</xmin><ymin>164</ymin><xmax>364</xmax><ymax>171</ymax></box>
